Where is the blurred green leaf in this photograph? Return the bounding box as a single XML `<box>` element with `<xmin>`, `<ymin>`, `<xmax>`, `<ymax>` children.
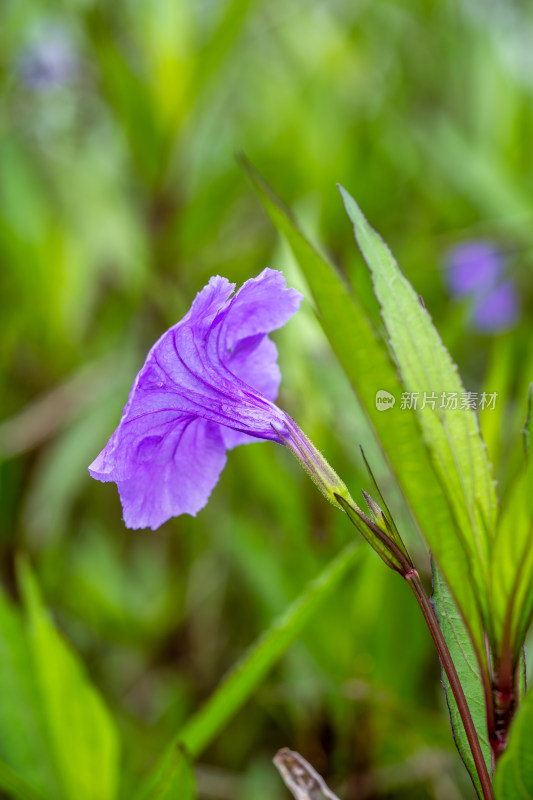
<box><xmin>193</xmin><ymin>0</ymin><xmax>256</xmax><ymax>97</ymax></box>
<box><xmin>137</xmin><ymin>540</ymin><xmax>363</xmax><ymax>799</ymax></box>
<box><xmin>0</xmin><ymin>590</ymin><xmax>59</xmax><ymax>799</ymax></box>
<box><xmin>140</xmin><ymin>747</ymin><xmax>196</xmax><ymax>800</ymax></box>
<box><xmin>0</xmin><ymin>566</ymin><xmax>120</xmax><ymax>800</ymax></box>
<box><xmin>432</xmin><ymin>564</ymin><xmax>491</xmax><ymax>799</ymax></box>
<box><xmin>419</xmin><ymin>121</ymin><xmax>533</xmax><ymax>244</ymax></box>
<box><xmin>0</xmin><ymin>760</ymin><xmax>47</xmax><ymax>800</ymax></box>
<box><xmin>18</xmin><ymin>563</ymin><xmax>120</xmax><ymax>800</ymax></box>
<box><xmin>85</xmin><ymin>8</ymin><xmax>164</xmax><ymax>187</ymax></box>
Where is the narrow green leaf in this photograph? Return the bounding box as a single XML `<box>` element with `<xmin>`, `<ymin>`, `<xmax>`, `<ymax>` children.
<box><xmin>0</xmin><ymin>589</ymin><xmax>62</xmax><ymax>798</ymax></box>
<box><xmin>490</xmin><ymin>459</ymin><xmax>533</xmax><ymax>660</ymax></box>
<box><xmin>85</xmin><ymin>10</ymin><xmax>163</xmax><ymax>187</ymax></box>
<box><xmin>137</xmin><ymin>541</ymin><xmax>363</xmax><ymax>799</ymax></box>
<box><xmin>240</xmin><ymin>157</ymin><xmax>488</xmax><ymax>665</ymax></box>
<box><xmin>432</xmin><ymin>565</ymin><xmax>491</xmax><ymax>799</ymax></box>
<box><xmin>18</xmin><ymin>563</ymin><xmax>120</xmax><ymax>800</ymax></box>
<box><xmin>140</xmin><ymin>747</ymin><xmax>196</xmax><ymax>800</ymax></box>
<box><xmin>494</xmin><ymin>686</ymin><xmax>533</xmax><ymax>799</ymax></box>
<box><xmin>193</xmin><ymin>0</ymin><xmax>256</xmax><ymax>96</ymax></box>
<box><xmin>339</xmin><ymin>185</ymin><xmax>497</xmax><ymax>631</ymax></box>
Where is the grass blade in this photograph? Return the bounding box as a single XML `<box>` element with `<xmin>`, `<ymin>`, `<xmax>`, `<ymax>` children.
<box><xmin>136</xmin><ymin>541</ymin><xmax>363</xmax><ymax>799</ymax></box>
<box><xmin>18</xmin><ymin>564</ymin><xmax>120</xmax><ymax>800</ymax></box>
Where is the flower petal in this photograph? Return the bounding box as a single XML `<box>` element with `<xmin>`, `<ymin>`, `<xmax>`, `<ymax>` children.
<box><xmin>89</xmin><ymin>409</ymin><xmax>186</xmax><ymax>483</ymax></box>
<box><xmin>221</xmin><ymin>334</ymin><xmax>281</xmax><ymax>449</ymax></box>
<box><xmin>88</xmin><ymin>269</ymin><xmax>301</xmax><ymax>529</ymax></box>
<box><xmin>184</xmin><ymin>275</ymin><xmax>235</xmax><ymax>328</ymax></box>
<box><xmin>221</xmin><ymin>268</ymin><xmax>303</xmax><ymax>352</ymax></box>
<box><xmin>227</xmin><ymin>334</ymin><xmax>281</xmax><ymax>400</ymax></box>
<box><xmin>115</xmin><ymin>416</ymin><xmax>227</xmax><ymax>529</ymax></box>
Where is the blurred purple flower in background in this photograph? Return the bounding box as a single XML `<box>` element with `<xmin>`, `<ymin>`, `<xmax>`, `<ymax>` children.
<box><xmin>18</xmin><ymin>29</ymin><xmax>76</xmax><ymax>90</ymax></box>
<box><xmin>471</xmin><ymin>281</ymin><xmax>520</xmax><ymax>332</ymax></box>
<box><xmin>444</xmin><ymin>240</ymin><xmax>520</xmax><ymax>332</ymax></box>
<box><xmin>446</xmin><ymin>241</ymin><xmax>503</xmax><ymax>296</ymax></box>
<box><xmin>89</xmin><ymin>269</ymin><xmax>304</xmax><ymax>529</ymax></box>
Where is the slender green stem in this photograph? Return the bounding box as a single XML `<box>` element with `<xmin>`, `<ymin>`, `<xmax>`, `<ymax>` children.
<box><xmin>406</xmin><ymin>571</ymin><xmax>494</xmax><ymax>800</ymax></box>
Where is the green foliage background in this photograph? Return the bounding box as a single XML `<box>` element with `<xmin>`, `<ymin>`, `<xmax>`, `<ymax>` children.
<box><xmin>1</xmin><ymin>1</ymin><xmax>533</xmax><ymax>798</ymax></box>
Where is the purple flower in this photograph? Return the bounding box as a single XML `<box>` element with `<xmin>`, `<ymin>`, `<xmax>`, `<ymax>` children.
<box><xmin>446</xmin><ymin>241</ymin><xmax>503</xmax><ymax>297</ymax></box>
<box><xmin>471</xmin><ymin>280</ymin><xmax>520</xmax><ymax>332</ymax></box>
<box><xmin>18</xmin><ymin>30</ymin><xmax>76</xmax><ymax>91</ymax></box>
<box><xmin>89</xmin><ymin>269</ymin><xmax>310</xmax><ymax>529</ymax></box>
<box><xmin>444</xmin><ymin>240</ymin><xmax>520</xmax><ymax>332</ymax></box>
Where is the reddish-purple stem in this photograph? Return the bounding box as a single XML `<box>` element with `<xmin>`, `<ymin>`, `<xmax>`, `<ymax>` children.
<box><xmin>406</xmin><ymin>571</ymin><xmax>494</xmax><ymax>800</ymax></box>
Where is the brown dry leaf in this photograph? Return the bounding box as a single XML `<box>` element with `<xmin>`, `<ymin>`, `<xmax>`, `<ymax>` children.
<box><xmin>273</xmin><ymin>749</ymin><xmax>341</xmax><ymax>800</ymax></box>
